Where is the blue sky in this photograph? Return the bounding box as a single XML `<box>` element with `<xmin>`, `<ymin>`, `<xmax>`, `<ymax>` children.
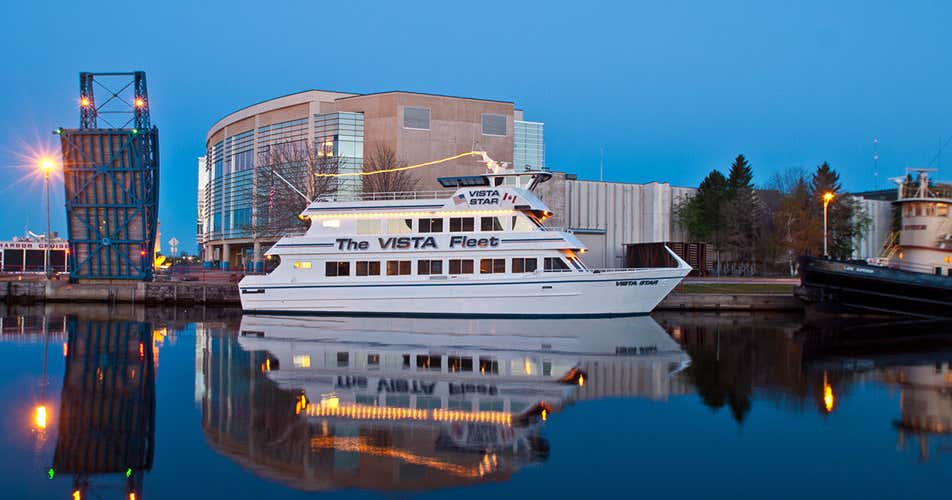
<box><xmin>1</xmin><ymin>0</ymin><xmax>949</xmax><ymax>252</ymax></box>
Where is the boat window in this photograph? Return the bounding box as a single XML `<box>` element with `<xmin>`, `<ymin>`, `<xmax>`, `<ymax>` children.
<box><xmin>915</xmin><ymin>204</ymin><xmax>923</xmax><ymax>216</ymax></box>
<box><xmin>419</xmin><ymin>217</ymin><xmax>444</xmax><ymax>233</ymax></box>
<box><xmin>567</xmin><ymin>257</ymin><xmax>585</xmax><ymax>271</ymax></box>
<box><xmin>448</xmin><ymin>355</ymin><xmax>473</xmax><ymax>372</ymax></box>
<box><xmin>416</xmin><ymin>355</ymin><xmax>442</xmax><ymax>371</ymax></box>
<box><xmin>480</xmin><ymin>216</ymin><xmax>505</xmax><ymax>231</ymax></box>
<box><xmin>449</xmin><ymin>259</ymin><xmax>474</xmax><ymax>274</ymax></box>
<box><xmin>449</xmin><ymin>217</ymin><xmax>475</xmax><ymax>232</ymax></box>
<box><xmin>325</xmin><ymin>261</ymin><xmax>350</xmax><ymax>277</ymax></box>
<box><xmin>417</xmin><ymin>259</ymin><xmax>443</xmax><ymax>275</ymax></box>
<box><xmin>938</xmin><ymin>203</ymin><xmax>948</xmax><ymax>216</ymax></box>
<box><xmin>386</xmin><ymin>260</ymin><xmax>411</xmax><ymax>276</ymax></box>
<box><xmin>337</xmin><ymin>352</ymin><xmax>349</xmax><ymax>367</ymax></box>
<box><xmin>386</xmin><ymin>218</ymin><xmax>413</xmax><ymax>234</ymax></box>
<box><xmin>512</xmin><ymin>257</ymin><xmax>538</xmax><ymax>273</ymax></box>
<box><xmin>367</xmin><ymin>354</ymin><xmax>380</xmax><ymax>366</ymax></box>
<box><xmin>357</xmin><ymin>220</ymin><xmax>382</xmax><ymax>235</ymax></box>
<box><xmin>321</xmin><ymin>219</ymin><xmax>341</xmax><ymax>228</ymax></box>
<box><xmin>480</xmin><ymin>258</ymin><xmax>506</xmax><ymax>274</ymax></box>
<box><xmin>512</xmin><ymin>215</ymin><xmax>536</xmax><ymax>232</ymax></box>
<box><xmin>479</xmin><ymin>357</ymin><xmax>499</xmax><ymax>375</ymax></box>
<box><xmin>293</xmin><ymin>261</ymin><xmax>312</xmax><ymax>269</ymax></box>
<box><xmin>356</xmin><ymin>261</ymin><xmax>381</xmax><ymax>276</ymax></box>
<box><xmin>544</xmin><ymin>257</ymin><xmax>570</xmax><ymax>272</ymax></box>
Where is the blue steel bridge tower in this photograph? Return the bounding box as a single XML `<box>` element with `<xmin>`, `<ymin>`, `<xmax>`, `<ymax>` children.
<box><xmin>57</xmin><ymin>71</ymin><xmax>159</xmax><ymax>281</ymax></box>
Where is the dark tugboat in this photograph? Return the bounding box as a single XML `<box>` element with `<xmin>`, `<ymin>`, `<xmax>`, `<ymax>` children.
<box><xmin>796</xmin><ymin>170</ymin><xmax>952</xmax><ymax>318</ymax></box>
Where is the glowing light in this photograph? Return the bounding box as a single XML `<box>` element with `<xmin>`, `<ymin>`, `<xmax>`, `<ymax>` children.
<box><xmin>126</xmin><ymin>468</ymin><xmax>132</xmax><ymax>478</ymax></box>
<box><xmin>314</xmin><ymin>151</ymin><xmax>485</xmax><ymax>178</ymax></box>
<box><xmin>47</xmin><ymin>468</ymin><xmax>55</xmax><ymax>480</ymax></box>
<box><xmin>320</xmin><ymin>395</ymin><xmax>340</xmax><ymax>408</ymax></box>
<box><xmin>292</xmin><ymin>354</ymin><xmax>311</xmax><ymax>367</ymax></box>
<box><xmin>822</xmin><ymin>192</ymin><xmax>835</xmax><ymax>205</ymax></box>
<box><xmin>63</xmin><ymin>342</ymin><xmax>68</xmax><ymax>357</ymax></box>
<box><xmin>80</xmin><ymin>97</ymin><xmax>90</xmax><ymax>107</ymax></box>
<box><xmin>72</xmin><ymin>490</ymin><xmax>81</xmax><ymax>500</ymax></box>
<box><xmin>541</xmin><ymin>409</ymin><xmax>548</xmax><ymax>421</ymax></box>
<box><xmin>309</xmin><ymin>436</ymin><xmax>497</xmax><ymax>478</ymax></box>
<box><xmin>34</xmin><ymin>405</ymin><xmax>48</xmax><ymax>429</ymax></box>
<box><xmin>578</xmin><ymin>375</ymin><xmax>585</xmax><ymax>387</ymax></box>
<box><xmin>823</xmin><ymin>372</ymin><xmax>835</xmax><ymax>413</ymax></box>
<box><xmin>39</xmin><ymin>157</ymin><xmax>56</xmax><ymax>173</ymax></box>
<box><xmin>138</xmin><ymin>342</ymin><xmax>144</xmax><ymax>359</ymax></box>
<box><xmin>302</xmin><ymin>402</ymin><xmax>513</xmax><ymax>426</ymax></box>
<box><xmin>129</xmin><ymin>493</ymin><xmax>136</xmax><ymax>500</ymax></box>
<box><xmin>134</xmin><ymin>97</ymin><xmax>145</xmax><ymax>108</ymax></box>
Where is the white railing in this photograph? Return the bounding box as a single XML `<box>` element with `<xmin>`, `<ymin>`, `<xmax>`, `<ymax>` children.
<box><xmin>314</xmin><ymin>190</ymin><xmax>452</xmax><ymax>203</ymax></box>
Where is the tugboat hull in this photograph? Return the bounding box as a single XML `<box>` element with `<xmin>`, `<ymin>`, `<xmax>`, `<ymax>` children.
<box><xmin>796</xmin><ymin>255</ymin><xmax>952</xmax><ymax>318</ymax></box>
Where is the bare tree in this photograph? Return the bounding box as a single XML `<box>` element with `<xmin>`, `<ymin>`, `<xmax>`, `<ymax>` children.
<box><xmin>362</xmin><ymin>143</ymin><xmax>420</xmax><ymax>194</ymax></box>
<box><xmin>244</xmin><ymin>139</ymin><xmax>343</xmax><ymax>239</ymax></box>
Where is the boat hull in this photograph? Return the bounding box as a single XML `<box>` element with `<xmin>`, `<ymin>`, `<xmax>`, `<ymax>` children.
<box><xmin>796</xmin><ymin>255</ymin><xmax>952</xmax><ymax>318</ymax></box>
<box><xmin>239</xmin><ymin>268</ymin><xmax>689</xmax><ymax>318</ymax></box>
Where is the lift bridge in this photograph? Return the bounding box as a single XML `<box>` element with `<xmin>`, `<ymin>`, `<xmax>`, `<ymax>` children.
<box><xmin>57</xmin><ymin>71</ymin><xmax>159</xmax><ymax>281</ymax></box>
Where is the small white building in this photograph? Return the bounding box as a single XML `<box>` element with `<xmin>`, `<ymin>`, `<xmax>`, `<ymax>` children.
<box><xmin>0</xmin><ymin>232</ymin><xmax>69</xmax><ymax>273</ymax></box>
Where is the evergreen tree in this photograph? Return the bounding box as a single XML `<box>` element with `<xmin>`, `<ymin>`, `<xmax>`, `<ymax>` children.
<box><xmin>723</xmin><ymin>155</ymin><xmax>762</xmax><ymax>271</ymax></box>
<box><xmin>676</xmin><ymin>169</ymin><xmax>729</xmax><ymax>266</ymax></box>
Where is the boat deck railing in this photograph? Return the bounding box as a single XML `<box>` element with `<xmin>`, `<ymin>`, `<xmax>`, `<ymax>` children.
<box><xmin>314</xmin><ymin>190</ymin><xmax>453</xmax><ymax>203</ymax></box>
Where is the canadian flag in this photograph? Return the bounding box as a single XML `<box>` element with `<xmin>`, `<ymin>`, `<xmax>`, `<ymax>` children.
<box><xmin>502</xmin><ymin>192</ymin><xmax>518</xmax><ymax>204</ymax></box>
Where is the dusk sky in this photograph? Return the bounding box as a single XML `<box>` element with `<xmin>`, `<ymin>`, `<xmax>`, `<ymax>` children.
<box><xmin>1</xmin><ymin>0</ymin><xmax>950</xmax><ymax>252</ymax></box>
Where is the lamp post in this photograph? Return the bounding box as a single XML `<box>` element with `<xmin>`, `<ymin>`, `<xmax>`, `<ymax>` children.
<box><xmin>39</xmin><ymin>157</ymin><xmax>56</xmax><ymax>278</ymax></box>
<box><xmin>822</xmin><ymin>192</ymin><xmax>835</xmax><ymax>257</ymax></box>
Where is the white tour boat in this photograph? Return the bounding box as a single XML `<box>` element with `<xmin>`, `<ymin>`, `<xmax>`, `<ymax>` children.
<box><xmin>239</xmin><ymin>162</ymin><xmax>691</xmax><ymax>317</ymax></box>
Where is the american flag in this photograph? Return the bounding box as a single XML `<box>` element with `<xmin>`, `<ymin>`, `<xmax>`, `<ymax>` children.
<box><xmin>453</xmin><ymin>193</ymin><xmax>466</xmax><ymax>205</ymax></box>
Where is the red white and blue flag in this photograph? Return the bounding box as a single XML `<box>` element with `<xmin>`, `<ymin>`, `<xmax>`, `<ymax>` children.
<box><xmin>453</xmin><ymin>193</ymin><xmax>466</xmax><ymax>205</ymax></box>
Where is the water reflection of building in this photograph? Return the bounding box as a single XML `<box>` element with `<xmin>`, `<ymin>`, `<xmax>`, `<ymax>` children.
<box><xmin>198</xmin><ymin>315</ymin><xmax>689</xmax><ymax>492</ymax></box>
<box><xmin>51</xmin><ymin>318</ymin><xmax>156</xmax><ymax>499</ymax></box>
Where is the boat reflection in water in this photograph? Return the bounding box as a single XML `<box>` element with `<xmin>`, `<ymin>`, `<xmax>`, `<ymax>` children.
<box><xmin>198</xmin><ymin>315</ymin><xmax>690</xmax><ymax>491</ymax></box>
<box><xmin>51</xmin><ymin>318</ymin><xmax>156</xmax><ymax>499</ymax></box>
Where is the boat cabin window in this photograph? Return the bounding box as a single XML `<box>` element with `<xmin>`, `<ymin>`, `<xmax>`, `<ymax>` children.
<box><xmin>480</xmin><ymin>258</ymin><xmax>506</xmax><ymax>274</ymax></box>
<box><xmin>292</xmin><ymin>261</ymin><xmax>312</xmax><ymax>269</ymax></box>
<box><xmin>512</xmin><ymin>257</ymin><xmax>538</xmax><ymax>273</ymax></box>
<box><xmin>449</xmin><ymin>217</ymin><xmax>475</xmax><ymax>232</ymax></box>
<box><xmin>417</xmin><ymin>259</ymin><xmax>443</xmax><ymax>275</ymax></box>
<box><xmin>386</xmin><ymin>260</ymin><xmax>412</xmax><ymax>276</ymax></box>
<box><xmin>386</xmin><ymin>218</ymin><xmax>413</xmax><ymax>234</ymax></box>
<box><xmin>367</xmin><ymin>354</ymin><xmax>380</xmax><ymax>367</ymax></box>
<box><xmin>512</xmin><ymin>215</ymin><xmax>536</xmax><ymax>232</ymax></box>
<box><xmin>416</xmin><ymin>355</ymin><xmax>442</xmax><ymax>370</ymax></box>
<box><xmin>544</xmin><ymin>257</ymin><xmax>570</xmax><ymax>272</ymax></box>
<box><xmin>481</xmin><ymin>216</ymin><xmax>505</xmax><ymax>231</ymax></box>
<box><xmin>448</xmin><ymin>355</ymin><xmax>473</xmax><ymax>372</ymax></box>
<box><xmin>567</xmin><ymin>256</ymin><xmax>586</xmax><ymax>271</ymax></box>
<box><xmin>357</xmin><ymin>220</ymin><xmax>382</xmax><ymax>235</ymax></box>
<box><xmin>356</xmin><ymin>261</ymin><xmax>381</xmax><ymax>276</ymax></box>
<box><xmin>322</xmin><ymin>219</ymin><xmax>341</xmax><ymax>228</ymax></box>
<box><xmin>479</xmin><ymin>357</ymin><xmax>499</xmax><ymax>375</ymax></box>
<box><xmin>938</xmin><ymin>203</ymin><xmax>948</xmax><ymax>216</ymax></box>
<box><xmin>449</xmin><ymin>259</ymin><xmax>474</xmax><ymax>274</ymax></box>
<box><xmin>325</xmin><ymin>261</ymin><xmax>350</xmax><ymax>277</ymax></box>
<box><xmin>419</xmin><ymin>217</ymin><xmax>444</xmax><ymax>233</ymax></box>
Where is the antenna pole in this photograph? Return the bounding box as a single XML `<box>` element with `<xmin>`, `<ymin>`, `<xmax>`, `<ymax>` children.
<box><xmin>599</xmin><ymin>147</ymin><xmax>604</xmax><ymax>182</ymax></box>
<box><xmin>873</xmin><ymin>138</ymin><xmax>879</xmax><ymax>190</ymax></box>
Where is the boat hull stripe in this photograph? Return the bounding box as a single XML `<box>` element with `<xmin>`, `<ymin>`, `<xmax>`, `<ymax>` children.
<box><xmin>240</xmin><ymin>275</ymin><xmax>685</xmax><ymax>290</ymax></box>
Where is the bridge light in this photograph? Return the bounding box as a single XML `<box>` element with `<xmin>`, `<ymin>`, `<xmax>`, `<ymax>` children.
<box><xmin>134</xmin><ymin>97</ymin><xmax>145</xmax><ymax>108</ymax></box>
<box><xmin>80</xmin><ymin>97</ymin><xmax>90</xmax><ymax>107</ymax></box>
<box><xmin>34</xmin><ymin>405</ymin><xmax>48</xmax><ymax>429</ymax></box>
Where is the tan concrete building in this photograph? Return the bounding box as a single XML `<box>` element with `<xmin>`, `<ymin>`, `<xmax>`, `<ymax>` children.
<box><xmin>201</xmin><ymin>89</ymin><xmax>544</xmax><ymax>269</ymax></box>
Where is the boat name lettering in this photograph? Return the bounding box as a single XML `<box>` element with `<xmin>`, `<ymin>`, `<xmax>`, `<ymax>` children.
<box><xmin>616</xmin><ymin>279</ymin><xmax>659</xmax><ymax>286</ymax></box>
<box><xmin>449</xmin><ymin>236</ymin><xmax>500</xmax><ymax>248</ymax></box>
<box><xmin>903</xmin><ymin>224</ymin><xmax>927</xmax><ymax>230</ymax></box>
<box><xmin>334</xmin><ymin>237</ymin><xmax>439</xmax><ymax>250</ymax></box>
<box><xmin>449</xmin><ymin>382</ymin><xmax>498</xmax><ymax>396</ymax></box>
<box><xmin>843</xmin><ymin>266</ymin><xmax>875</xmax><ymax>274</ymax></box>
<box><xmin>468</xmin><ymin>189</ymin><xmax>500</xmax><ymax>205</ymax></box>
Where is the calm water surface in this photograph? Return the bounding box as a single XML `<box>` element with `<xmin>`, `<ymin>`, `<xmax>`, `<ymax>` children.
<box><xmin>2</xmin><ymin>304</ymin><xmax>950</xmax><ymax>499</ymax></box>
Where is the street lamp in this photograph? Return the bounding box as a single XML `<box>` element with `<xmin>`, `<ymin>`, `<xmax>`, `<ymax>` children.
<box><xmin>822</xmin><ymin>192</ymin><xmax>835</xmax><ymax>257</ymax></box>
<box><xmin>39</xmin><ymin>157</ymin><xmax>56</xmax><ymax>278</ymax></box>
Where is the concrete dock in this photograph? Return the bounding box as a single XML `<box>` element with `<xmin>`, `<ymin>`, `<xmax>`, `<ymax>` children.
<box><xmin>2</xmin><ymin>278</ymin><xmax>802</xmax><ymax>312</ymax></box>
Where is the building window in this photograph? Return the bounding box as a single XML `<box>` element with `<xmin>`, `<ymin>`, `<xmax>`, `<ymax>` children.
<box><xmin>449</xmin><ymin>259</ymin><xmax>474</xmax><ymax>274</ymax></box>
<box><xmin>481</xmin><ymin>217</ymin><xmax>505</xmax><ymax>231</ymax></box>
<box><xmin>481</xmin><ymin>113</ymin><xmax>507</xmax><ymax>136</ymax></box>
<box><xmin>449</xmin><ymin>217</ymin><xmax>474</xmax><ymax>232</ymax></box>
<box><xmin>480</xmin><ymin>258</ymin><xmax>506</xmax><ymax>274</ymax></box>
<box><xmin>417</xmin><ymin>259</ymin><xmax>443</xmax><ymax>275</ymax></box>
<box><xmin>357</xmin><ymin>220</ymin><xmax>382</xmax><ymax>235</ymax></box>
<box><xmin>293</xmin><ymin>261</ymin><xmax>312</xmax><ymax>269</ymax></box>
<box><xmin>386</xmin><ymin>260</ymin><xmax>412</xmax><ymax>276</ymax></box>
<box><xmin>512</xmin><ymin>258</ymin><xmax>538</xmax><ymax>273</ymax></box>
<box><xmin>387</xmin><ymin>218</ymin><xmax>413</xmax><ymax>234</ymax></box>
<box><xmin>356</xmin><ymin>261</ymin><xmax>381</xmax><ymax>276</ymax></box>
<box><xmin>419</xmin><ymin>218</ymin><xmax>443</xmax><ymax>233</ymax></box>
<box><xmin>544</xmin><ymin>257</ymin><xmax>570</xmax><ymax>272</ymax></box>
<box><xmin>325</xmin><ymin>261</ymin><xmax>350</xmax><ymax>276</ymax></box>
<box><xmin>404</xmin><ymin>106</ymin><xmax>430</xmax><ymax>130</ymax></box>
